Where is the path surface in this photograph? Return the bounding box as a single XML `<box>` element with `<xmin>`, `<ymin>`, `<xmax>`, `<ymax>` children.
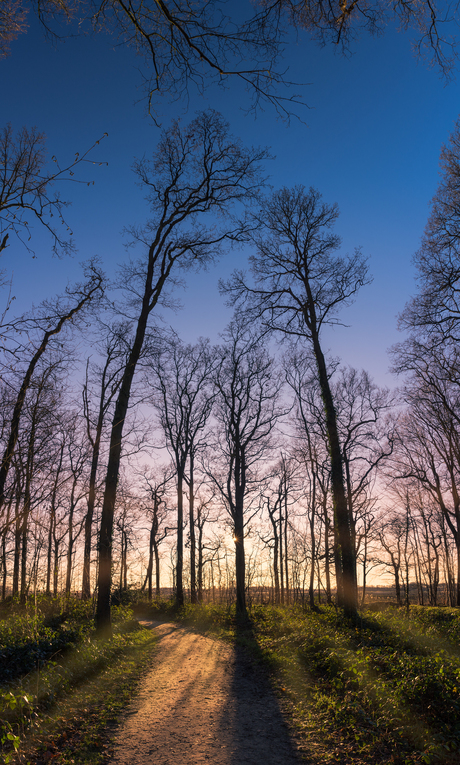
<box><xmin>109</xmin><ymin>621</ymin><xmax>303</xmax><ymax>765</ymax></box>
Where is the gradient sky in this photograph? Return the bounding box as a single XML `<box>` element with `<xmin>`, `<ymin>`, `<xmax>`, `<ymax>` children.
<box><xmin>2</xmin><ymin>7</ymin><xmax>460</xmax><ymax>388</ymax></box>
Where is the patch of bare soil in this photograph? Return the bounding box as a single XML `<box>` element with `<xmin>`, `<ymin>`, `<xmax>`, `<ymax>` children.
<box><xmin>109</xmin><ymin>621</ymin><xmax>304</xmax><ymax>765</ymax></box>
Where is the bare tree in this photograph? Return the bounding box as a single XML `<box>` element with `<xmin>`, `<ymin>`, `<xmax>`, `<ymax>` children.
<box><xmin>142</xmin><ymin>468</ymin><xmax>172</xmax><ymax>600</ymax></box>
<box><xmin>396</xmin><ymin>116</ymin><xmax>460</xmax><ymax>351</ymax></box>
<box><xmin>0</xmin><ymin>124</ymin><xmax>107</xmax><ymax>255</ymax></box>
<box><xmin>0</xmin><ymin>262</ymin><xmax>103</xmax><ymax>519</ymax></box>
<box><xmin>377</xmin><ymin>511</ymin><xmax>406</xmax><ymax>607</ymax></box>
<box><xmin>332</xmin><ymin>366</ymin><xmax>395</xmax><ymax>596</ymax></box>
<box><xmin>2</xmin><ymin>0</ymin><xmax>456</xmax><ymax>109</ymax></box>
<box><xmin>95</xmin><ymin>109</ymin><xmax>267</xmax><ymax>635</ymax></box>
<box><xmin>0</xmin><ymin>0</ymin><xmax>28</xmax><ymax>58</ymax></box>
<box><xmin>63</xmin><ymin>415</ymin><xmax>87</xmax><ymax>597</ymax></box>
<box><xmin>390</xmin><ymin>358</ymin><xmax>460</xmax><ymax>605</ymax></box>
<box><xmin>208</xmin><ymin>318</ymin><xmax>283</xmax><ymax>616</ymax></box>
<box><xmin>223</xmin><ymin>186</ymin><xmax>370</xmax><ymax>614</ymax></box>
<box><xmin>45</xmin><ymin>433</ymin><xmax>66</xmax><ymax>596</ymax></box>
<box><xmin>262</xmin><ymin>453</ymin><xmax>298</xmax><ymax>604</ymax></box>
<box><xmin>80</xmin><ymin>322</ymin><xmax>127</xmax><ymax>599</ymax></box>
<box><xmin>1</xmin><ymin>1</ymin><xmax>293</xmax><ymax>113</ymax></box>
<box><xmin>275</xmin><ymin>0</ymin><xmax>458</xmax><ymax>75</ymax></box>
<box><xmin>285</xmin><ymin>348</ymin><xmax>332</xmax><ymax>607</ymax></box>
<box><xmin>147</xmin><ymin>335</ymin><xmax>217</xmax><ymax>606</ymax></box>
<box><xmin>193</xmin><ymin>483</ymin><xmax>220</xmax><ymax>603</ymax></box>
<box><xmin>1</xmin><ymin>357</ymin><xmax>68</xmax><ymax>600</ymax></box>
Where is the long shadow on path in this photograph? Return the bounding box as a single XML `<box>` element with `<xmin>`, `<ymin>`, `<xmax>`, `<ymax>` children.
<box><xmin>110</xmin><ymin>618</ymin><xmax>305</xmax><ymax>765</ymax></box>
<box><xmin>216</xmin><ymin>616</ymin><xmax>304</xmax><ymax>765</ymax></box>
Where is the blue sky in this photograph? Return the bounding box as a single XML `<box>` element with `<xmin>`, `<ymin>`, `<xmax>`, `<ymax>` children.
<box><xmin>2</xmin><ymin>8</ymin><xmax>460</xmax><ymax>387</ymax></box>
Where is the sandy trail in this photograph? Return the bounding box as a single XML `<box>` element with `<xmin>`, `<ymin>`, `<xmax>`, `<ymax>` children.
<box><xmin>109</xmin><ymin>621</ymin><xmax>303</xmax><ymax>765</ymax></box>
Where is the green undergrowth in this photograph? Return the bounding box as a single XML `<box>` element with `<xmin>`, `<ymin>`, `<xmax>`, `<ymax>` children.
<box><xmin>0</xmin><ymin>597</ymin><xmax>158</xmax><ymax>764</ymax></box>
<box><xmin>179</xmin><ymin>602</ymin><xmax>460</xmax><ymax>765</ymax></box>
<box><xmin>178</xmin><ymin>601</ymin><xmax>239</xmax><ymax>641</ymax></box>
<box><xmin>4</xmin><ymin>597</ymin><xmax>460</xmax><ymax>765</ymax></box>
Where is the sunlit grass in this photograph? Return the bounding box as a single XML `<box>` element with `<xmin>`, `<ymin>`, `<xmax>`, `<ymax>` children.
<box><xmin>180</xmin><ymin>602</ymin><xmax>460</xmax><ymax>764</ymax></box>
<box><xmin>4</xmin><ymin>597</ymin><xmax>460</xmax><ymax>764</ymax></box>
<box><xmin>0</xmin><ymin>597</ymin><xmax>158</xmax><ymax>763</ymax></box>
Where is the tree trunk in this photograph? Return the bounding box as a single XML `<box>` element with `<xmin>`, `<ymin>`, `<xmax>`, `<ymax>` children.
<box><xmin>176</xmin><ymin>470</ymin><xmax>184</xmax><ymax>607</ymax></box>
<box><xmin>154</xmin><ymin>539</ymin><xmax>160</xmax><ymax>596</ymax></box>
<box><xmin>46</xmin><ymin>502</ymin><xmax>55</xmax><ymax>596</ymax></box>
<box><xmin>145</xmin><ymin>527</ymin><xmax>154</xmax><ymax>601</ymax></box>
<box><xmin>82</xmin><ymin>350</ymin><xmax>117</xmax><ymax>601</ymax></box>
<box><xmin>53</xmin><ymin>537</ymin><xmax>59</xmax><ymax>596</ymax></box>
<box><xmin>1</xmin><ymin>494</ymin><xmax>12</xmax><ymax>600</ymax></box>
<box><xmin>197</xmin><ymin>503</ymin><xmax>204</xmax><ymax>603</ymax></box>
<box><xmin>12</xmin><ymin>495</ymin><xmax>21</xmax><ymax>597</ymax></box>
<box><xmin>456</xmin><ymin>541</ymin><xmax>460</xmax><ymax>607</ymax></box>
<box><xmin>65</xmin><ymin>494</ymin><xmax>76</xmax><ymax>597</ymax></box>
<box><xmin>310</xmin><ymin>329</ymin><xmax>357</xmax><ymax>614</ymax></box>
<box><xmin>309</xmin><ymin>517</ymin><xmax>316</xmax><ymax>609</ymax></box>
<box><xmin>20</xmin><ymin>465</ymin><xmax>32</xmax><ymax>604</ymax></box>
<box><xmin>279</xmin><ymin>503</ymin><xmax>284</xmax><ymax>605</ymax></box>
<box><xmin>189</xmin><ymin>456</ymin><xmax>197</xmax><ymax>604</ymax></box>
<box><xmin>284</xmin><ymin>483</ymin><xmax>289</xmax><ymax>605</ymax></box>
<box><xmin>234</xmin><ymin>506</ymin><xmax>246</xmax><ymax>616</ymax></box>
<box><xmin>119</xmin><ymin>528</ymin><xmax>124</xmax><ymax>593</ymax></box>
<box><xmin>95</xmin><ymin>260</ymin><xmax>155</xmax><ymax>636</ymax></box>
<box><xmin>322</xmin><ymin>495</ymin><xmax>332</xmax><ymax>604</ymax></box>
<box><xmin>1</xmin><ymin>528</ymin><xmax>7</xmax><ymax>600</ymax></box>
<box><xmin>273</xmin><ymin>533</ymin><xmax>280</xmax><ymax>604</ymax></box>
<box><xmin>81</xmin><ymin>494</ymin><xmax>94</xmax><ymax>600</ymax></box>
<box><xmin>267</xmin><ymin>498</ymin><xmax>280</xmax><ymax>603</ymax></box>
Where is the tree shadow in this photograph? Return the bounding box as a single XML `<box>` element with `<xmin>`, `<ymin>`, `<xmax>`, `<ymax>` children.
<box><xmin>215</xmin><ymin>614</ymin><xmax>304</xmax><ymax>765</ymax></box>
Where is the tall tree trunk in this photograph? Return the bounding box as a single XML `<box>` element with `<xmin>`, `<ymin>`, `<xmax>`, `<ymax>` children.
<box><xmin>46</xmin><ymin>502</ymin><xmax>55</xmax><ymax>596</ymax></box>
<box><xmin>82</xmin><ymin>348</ymin><xmax>120</xmax><ymax>601</ymax></box>
<box><xmin>456</xmin><ymin>540</ymin><xmax>460</xmax><ymax>607</ymax></box>
<box><xmin>322</xmin><ymin>495</ymin><xmax>332</xmax><ymax>605</ymax></box>
<box><xmin>53</xmin><ymin>537</ymin><xmax>60</xmax><ymax>596</ymax></box>
<box><xmin>197</xmin><ymin>508</ymin><xmax>204</xmax><ymax>603</ymax></box>
<box><xmin>309</xmin><ymin>506</ymin><xmax>316</xmax><ymax>609</ymax></box>
<box><xmin>12</xmin><ymin>494</ymin><xmax>21</xmax><ymax>597</ymax></box>
<box><xmin>234</xmin><ymin>504</ymin><xmax>246</xmax><ymax>616</ymax></box>
<box><xmin>1</xmin><ymin>529</ymin><xmax>7</xmax><ymax>600</ymax></box>
<box><xmin>189</xmin><ymin>456</ymin><xmax>197</xmax><ymax>604</ymax></box>
<box><xmin>154</xmin><ymin>538</ymin><xmax>160</xmax><ymax>597</ymax></box>
<box><xmin>65</xmin><ymin>492</ymin><xmax>77</xmax><ymax>597</ymax></box>
<box><xmin>272</xmin><ymin>519</ymin><xmax>280</xmax><ymax>604</ymax></box>
<box><xmin>279</xmin><ymin>502</ymin><xmax>284</xmax><ymax>605</ymax></box>
<box><xmin>47</xmin><ymin>443</ymin><xmax>63</xmax><ymax>596</ymax></box>
<box><xmin>284</xmin><ymin>480</ymin><xmax>289</xmax><ymax>605</ymax></box>
<box><xmin>96</xmin><ymin>264</ymin><xmax>155</xmax><ymax>636</ymax></box>
<box><xmin>310</xmin><ymin>328</ymin><xmax>357</xmax><ymax>613</ymax></box>
<box><xmin>81</xmin><ymin>497</ymin><xmax>94</xmax><ymax>600</ymax></box>
<box><xmin>176</xmin><ymin>470</ymin><xmax>184</xmax><ymax>607</ymax></box>
<box><xmin>123</xmin><ymin>531</ymin><xmax>128</xmax><ymax>590</ymax></box>
<box><xmin>1</xmin><ymin>496</ymin><xmax>12</xmax><ymax>600</ymax></box>
<box><xmin>20</xmin><ymin>421</ymin><xmax>34</xmax><ymax>604</ymax></box>
<box><xmin>145</xmin><ymin>527</ymin><xmax>154</xmax><ymax>601</ymax></box>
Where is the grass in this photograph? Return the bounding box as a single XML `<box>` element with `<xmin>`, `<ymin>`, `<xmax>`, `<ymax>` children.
<box><xmin>178</xmin><ymin>602</ymin><xmax>460</xmax><ymax>765</ymax></box>
<box><xmin>0</xmin><ymin>596</ymin><xmax>159</xmax><ymax>764</ymax></box>
<box><xmin>3</xmin><ymin>596</ymin><xmax>460</xmax><ymax>765</ymax></box>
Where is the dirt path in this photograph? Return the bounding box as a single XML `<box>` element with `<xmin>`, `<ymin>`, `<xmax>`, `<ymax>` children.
<box><xmin>109</xmin><ymin>621</ymin><xmax>304</xmax><ymax>765</ymax></box>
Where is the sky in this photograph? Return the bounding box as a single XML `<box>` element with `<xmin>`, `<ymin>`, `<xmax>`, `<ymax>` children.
<box><xmin>2</xmin><ymin>5</ymin><xmax>460</xmax><ymax>389</ymax></box>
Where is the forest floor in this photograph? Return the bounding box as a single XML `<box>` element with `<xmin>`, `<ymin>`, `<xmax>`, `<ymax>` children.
<box><xmin>4</xmin><ymin>602</ymin><xmax>460</xmax><ymax>764</ymax></box>
<box><xmin>109</xmin><ymin>619</ymin><xmax>304</xmax><ymax>765</ymax></box>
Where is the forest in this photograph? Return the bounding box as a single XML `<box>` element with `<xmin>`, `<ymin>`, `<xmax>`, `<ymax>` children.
<box><xmin>1</xmin><ymin>0</ymin><xmax>460</xmax><ymax>634</ymax></box>
<box><xmin>1</xmin><ymin>103</ymin><xmax>460</xmax><ymax>633</ymax></box>
<box><xmin>3</xmin><ymin>2</ymin><xmax>460</xmax><ymax>764</ymax></box>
